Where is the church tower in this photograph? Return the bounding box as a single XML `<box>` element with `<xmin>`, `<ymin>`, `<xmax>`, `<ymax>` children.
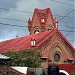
<box><xmin>28</xmin><ymin>8</ymin><xmax>57</xmax><ymax>35</ymax></box>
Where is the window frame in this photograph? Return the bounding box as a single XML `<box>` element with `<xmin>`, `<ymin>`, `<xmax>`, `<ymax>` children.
<box><xmin>54</xmin><ymin>53</ymin><xmax>60</xmax><ymax>62</ymax></box>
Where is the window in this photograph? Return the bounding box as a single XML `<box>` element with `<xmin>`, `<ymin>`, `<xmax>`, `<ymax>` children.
<box><xmin>31</xmin><ymin>39</ymin><xmax>36</xmax><ymax>46</ymax></box>
<box><xmin>34</xmin><ymin>30</ymin><xmax>39</xmax><ymax>34</ymax></box>
<box><xmin>41</xmin><ymin>58</ymin><xmax>47</xmax><ymax>62</ymax></box>
<box><xmin>41</xmin><ymin>19</ymin><xmax>45</xmax><ymax>23</ymax></box>
<box><xmin>68</xmin><ymin>60</ymin><xmax>73</xmax><ymax>63</ymax></box>
<box><xmin>67</xmin><ymin>58</ymin><xmax>74</xmax><ymax>63</ymax></box>
<box><xmin>54</xmin><ymin>53</ymin><xmax>60</xmax><ymax>62</ymax></box>
<box><xmin>48</xmin><ymin>29</ymin><xmax>51</xmax><ymax>31</ymax></box>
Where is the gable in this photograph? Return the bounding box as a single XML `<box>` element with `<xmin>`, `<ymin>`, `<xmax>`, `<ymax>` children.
<box><xmin>49</xmin><ymin>32</ymin><xmax>74</xmax><ymax>60</ymax></box>
<box><xmin>38</xmin><ymin>29</ymin><xmax>75</xmax><ymax>52</ymax></box>
<box><xmin>37</xmin><ymin>29</ymin><xmax>75</xmax><ymax>63</ymax></box>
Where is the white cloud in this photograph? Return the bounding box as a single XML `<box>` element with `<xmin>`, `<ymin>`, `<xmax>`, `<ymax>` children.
<box><xmin>0</xmin><ymin>0</ymin><xmax>74</xmax><ymax>45</ymax></box>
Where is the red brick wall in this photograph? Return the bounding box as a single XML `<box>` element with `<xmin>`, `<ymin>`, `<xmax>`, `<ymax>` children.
<box><xmin>28</xmin><ymin>8</ymin><xmax>56</xmax><ymax>35</ymax></box>
<box><xmin>39</xmin><ymin>32</ymin><xmax>75</xmax><ymax>68</ymax></box>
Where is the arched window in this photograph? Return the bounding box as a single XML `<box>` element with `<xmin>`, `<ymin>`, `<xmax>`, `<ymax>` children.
<box><xmin>54</xmin><ymin>53</ymin><xmax>60</xmax><ymax>62</ymax></box>
<box><xmin>48</xmin><ymin>29</ymin><xmax>51</xmax><ymax>31</ymax></box>
<box><xmin>34</xmin><ymin>30</ymin><xmax>39</xmax><ymax>34</ymax></box>
<box><xmin>41</xmin><ymin>19</ymin><xmax>45</xmax><ymax>23</ymax></box>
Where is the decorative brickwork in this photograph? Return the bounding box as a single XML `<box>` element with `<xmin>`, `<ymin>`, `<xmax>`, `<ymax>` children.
<box><xmin>28</xmin><ymin>8</ymin><xmax>56</xmax><ymax>35</ymax></box>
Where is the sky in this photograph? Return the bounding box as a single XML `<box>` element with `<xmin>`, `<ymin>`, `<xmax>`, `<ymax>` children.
<box><xmin>0</xmin><ymin>0</ymin><xmax>74</xmax><ymax>46</ymax></box>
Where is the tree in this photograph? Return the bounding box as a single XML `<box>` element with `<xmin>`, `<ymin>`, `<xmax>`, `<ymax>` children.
<box><xmin>5</xmin><ymin>48</ymin><xmax>42</xmax><ymax>68</ymax></box>
<box><xmin>70</xmin><ymin>72</ymin><xmax>75</xmax><ymax>75</ymax></box>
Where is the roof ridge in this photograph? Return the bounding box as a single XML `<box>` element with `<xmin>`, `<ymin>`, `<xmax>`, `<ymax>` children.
<box><xmin>37</xmin><ymin>28</ymin><xmax>57</xmax><ymax>47</ymax></box>
<box><xmin>57</xmin><ymin>29</ymin><xmax>75</xmax><ymax>51</ymax></box>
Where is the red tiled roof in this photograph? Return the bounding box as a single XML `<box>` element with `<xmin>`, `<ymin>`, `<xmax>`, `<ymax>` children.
<box><xmin>0</xmin><ymin>29</ymin><xmax>50</xmax><ymax>53</ymax></box>
<box><xmin>0</xmin><ymin>28</ymin><xmax>75</xmax><ymax>54</ymax></box>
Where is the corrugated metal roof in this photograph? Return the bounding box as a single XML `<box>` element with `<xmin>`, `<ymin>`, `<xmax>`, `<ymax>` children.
<box><xmin>0</xmin><ymin>54</ymin><xmax>10</xmax><ymax>59</ymax></box>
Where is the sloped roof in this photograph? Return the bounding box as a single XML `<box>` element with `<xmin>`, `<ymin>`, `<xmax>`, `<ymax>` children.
<box><xmin>11</xmin><ymin>67</ymin><xmax>28</xmax><ymax>75</ymax></box>
<box><xmin>0</xmin><ymin>64</ymin><xmax>26</xmax><ymax>75</ymax></box>
<box><xmin>0</xmin><ymin>28</ymin><xmax>75</xmax><ymax>54</ymax></box>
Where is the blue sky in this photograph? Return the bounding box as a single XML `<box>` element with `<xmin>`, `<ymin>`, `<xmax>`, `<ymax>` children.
<box><xmin>0</xmin><ymin>0</ymin><xmax>74</xmax><ymax>46</ymax></box>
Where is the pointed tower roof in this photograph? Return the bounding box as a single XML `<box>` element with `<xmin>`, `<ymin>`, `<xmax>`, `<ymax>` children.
<box><xmin>28</xmin><ymin>8</ymin><xmax>56</xmax><ymax>35</ymax></box>
<box><xmin>34</xmin><ymin>8</ymin><xmax>52</xmax><ymax>19</ymax></box>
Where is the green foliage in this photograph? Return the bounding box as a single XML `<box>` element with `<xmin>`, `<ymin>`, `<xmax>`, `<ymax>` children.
<box><xmin>70</xmin><ymin>72</ymin><xmax>75</xmax><ymax>75</ymax></box>
<box><xmin>5</xmin><ymin>49</ymin><xmax>42</xmax><ymax>68</ymax></box>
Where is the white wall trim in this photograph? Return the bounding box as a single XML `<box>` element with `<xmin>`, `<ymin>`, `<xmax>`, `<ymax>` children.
<box><xmin>59</xmin><ymin>70</ymin><xmax>69</xmax><ymax>75</ymax></box>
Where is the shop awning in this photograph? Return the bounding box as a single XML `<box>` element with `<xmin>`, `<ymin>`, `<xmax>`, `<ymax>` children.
<box><xmin>67</xmin><ymin>58</ymin><xmax>74</xmax><ymax>61</ymax></box>
<box><xmin>40</xmin><ymin>56</ymin><xmax>48</xmax><ymax>59</ymax></box>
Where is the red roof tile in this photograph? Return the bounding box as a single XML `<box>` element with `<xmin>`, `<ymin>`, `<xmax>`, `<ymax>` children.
<box><xmin>0</xmin><ymin>28</ymin><xmax>75</xmax><ymax>54</ymax></box>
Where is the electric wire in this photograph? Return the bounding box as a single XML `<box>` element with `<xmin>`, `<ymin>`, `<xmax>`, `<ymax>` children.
<box><xmin>0</xmin><ymin>22</ymin><xmax>75</xmax><ymax>33</ymax></box>
<box><xmin>57</xmin><ymin>9</ymin><xmax>75</xmax><ymax>37</ymax></box>
<box><xmin>58</xmin><ymin>9</ymin><xmax>74</xmax><ymax>21</ymax></box>
<box><xmin>54</xmin><ymin>15</ymin><xmax>75</xmax><ymax>18</ymax></box>
<box><xmin>0</xmin><ymin>0</ymin><xmax>74</xmax><ymax>13</ymax></box>
<box><xmin>0</xmin><ymin>20</ymin><xmax>74</xmax><ymax>28</ymax></box>
<box><xmin>0</xmin><ymin>22</ymin><xmax>74</xmax><ymax>42</ymax></box>
<box><xmin>0</xmin><ymin>1</ymin><xmax>74</xmax><ymax>43</ymax></box>
<box><xmin>0</xmin><ymin>1</ymin><xmax>74</xmax><ymax>42</ymax></box>
<box><xmin>0</xmin><ymin>7</ymin><xmax>33</xmax><ymax>13</ymax></box>
<box><xmin>65</xmin><ymin>27</ymin><xmax>75</xmax><ymax>37</ymax></box>
<box><xmin>0</xmin><ymin>22</ymin><xmax>26</xmax><ymax>27</ymax></box>
<box><xmin>0</xmin><ymin>14</ymin><xmax>74</xmax><ymax>23</ymax></box>
<box><xmin>50</xmin><ymin>0</ymin><xmax>74</xmax><ymax>7</ymax></box>
<box><xmin>0</xmin><ymin>17</ymin><xmax>25</xmax><ymax>22</ymax></box>
<box><xmin>58</xmin><ymin>25</ymin><xmax>75</xmax><ymax>28</ymax></box>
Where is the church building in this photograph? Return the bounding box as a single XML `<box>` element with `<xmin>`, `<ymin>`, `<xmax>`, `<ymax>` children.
<box><xmin>0</xmin><ymin>8</ymin><xmax>75</xmax><ymax>74</ymax></box>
